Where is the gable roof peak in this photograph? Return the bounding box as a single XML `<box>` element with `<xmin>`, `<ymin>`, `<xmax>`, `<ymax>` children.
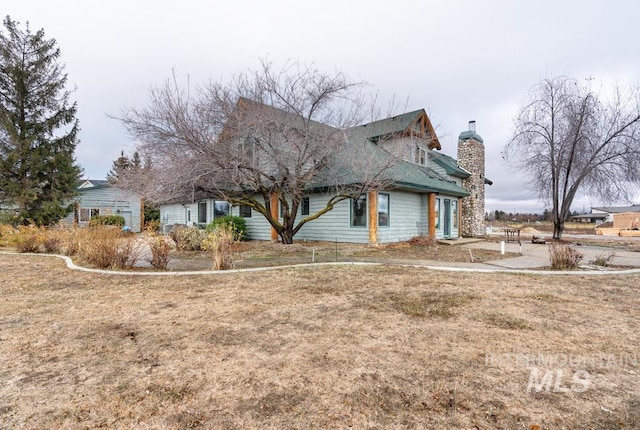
<box><xmin>353</xmin><ymin>108</ymin><xmax>441</xmax><ymax>150</ymax></box>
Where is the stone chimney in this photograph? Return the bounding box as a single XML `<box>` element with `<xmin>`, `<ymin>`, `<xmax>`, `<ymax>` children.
<box><xmin>457</xmin><ymin>121</ymin><xmax>486</xmax><ymax>237</ymax></box>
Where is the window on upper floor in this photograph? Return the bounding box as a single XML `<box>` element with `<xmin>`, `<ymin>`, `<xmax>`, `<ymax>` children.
<box><xmin>415</xmin><ymin>147</ymin><xmax>426</xmax><ymax>165</ymax></box>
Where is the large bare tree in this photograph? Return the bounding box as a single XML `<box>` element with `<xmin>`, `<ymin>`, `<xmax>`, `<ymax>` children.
<box><xmin>117</xmin><ymin>61</ymin><xmax>403</xmax><ymax>243</ymax></box>
<box><xmin>505</xmin><ymin>76</ymin><xmax>640</xmax><ymax>239</ymax></box>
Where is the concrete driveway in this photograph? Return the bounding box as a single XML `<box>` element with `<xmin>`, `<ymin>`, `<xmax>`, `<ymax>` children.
<box><xmin>465</xmin><ymin>238</ymin><xmax>640</xmax><ymax>269</ymax></box>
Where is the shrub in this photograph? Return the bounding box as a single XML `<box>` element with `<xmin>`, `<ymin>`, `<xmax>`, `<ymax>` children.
<box><xmin>0</xmin><ymin>224</ymin><xmax>17</xmax><ymax>247</ymax></box>
<box><xmin>89</xmin><ymin>214</ymin><xmax>126</xmax><ymax>227</ymax></box>
<box><xmin>59</xmin><ymin>227</ymin><xmax>82</xmax><ymax>256</ymax></box>
<box><xmin>78</xmin><ymin>226</ymin><xmax>142</xmax><ymax>269</ymax></box>
<box><xmin>202</xmin><ymin>225</ymin><xmax>235</xmax><ymax>270</ymax></box>
<box><xmin>548</xmin><ymin>242</ymin><xmax>583</xmax><ymax>270</ymax></box>
<box><xmin>42</xmin><ymin>230</ymin><xmax>64</xmax><ymax>254</ymax></box>
<box><xmin>12</xmin><ymin>225</ymin><xmax>45</xmax><ymax>253</ymax></box>
<box><xmin>206</xmin><ymin>216</ymin><xmax>246</xmax><ymax>241</ymax></box>
<box><xmin>147</xmin><ymin>233</ymin><xmax>172</xmax><ymax>270</ymax></box>
<box><xmin>0</xmin><ymin>210</ymin><xmax>19</xmax><ymax>226</ymax></box>
<box><xmin>591</xmin><ymin>250</ymin><xmax>616</xmax><ymax>267</ymax></box>
<box><xmin>144</xmin><ymin>219</ymin><xmax>161</xmax><ymax>233</ymax></box>
<box><xmin>169</xmin><ymin>225</ymin><xmax>207</xmax><ymax>251</ymax></box>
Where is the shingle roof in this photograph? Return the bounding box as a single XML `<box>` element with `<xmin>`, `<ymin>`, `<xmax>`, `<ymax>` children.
<box><xmin>428</xmin><ymin>151</ymin><xmax>471</xmax><ymax>179</ymax></box>
<box><xmin>592</xmin><ymin>205</ymin><xmax>640</xmax><ymax>213</ymax></box>
<box><xmin>227</xmin><ymin>98</ymin><xmax>468</xmax><ymax>197</ymax></box>
<box><xmin>387</xmin><ymin>161</ymin><xmax>470</xmax><ymax>197</ymax></box>
<box><xmin>78</xmin><ymin>179</ymin><xmax>111</xmax><ymax>190</ymax></box>
<box><xmin>353</xmin><ymin>110</ymin><xmax>424</xmax><ymax>140</ymax></box>
<box><xmin>348</xmin><ymin>109</ymin><xmax>441</xmax><ymax>150</ymax></box>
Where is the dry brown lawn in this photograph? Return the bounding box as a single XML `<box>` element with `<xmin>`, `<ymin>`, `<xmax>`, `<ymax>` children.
<box><xmin>171</xmin><ymin>240</ymin><xmax>514</xmax><ymax>271</ymax></box>
<box><xmin>1</xmin><ymin>253</ymin><xmax>639</xmax><ymax>429</ymax></box>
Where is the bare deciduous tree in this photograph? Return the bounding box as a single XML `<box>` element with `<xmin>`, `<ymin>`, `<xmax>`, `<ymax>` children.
<box><xmin>117</xmin><ymin>61</ymin><xmax>405</xmax><ymax>244</ymax></box>
<box><xmin>505</xmin><ymin>76</ymin><xmax>640</xmax><ymax>239</ymax></box>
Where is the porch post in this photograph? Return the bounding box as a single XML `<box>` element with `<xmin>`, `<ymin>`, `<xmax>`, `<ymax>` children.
<box><xmin>368</xmin><ymin>191</ymin><xmax>378</xmax><ymax>244</ymax></box>
<box><xmin>428</xmin><ymin>192</ymin><xmax>436</xmax><ymax>239</ymax></box>
<box><xmin>270</xmin><ymin>192</ymin><xmax>279</xmax><ymax>241</ymax></box>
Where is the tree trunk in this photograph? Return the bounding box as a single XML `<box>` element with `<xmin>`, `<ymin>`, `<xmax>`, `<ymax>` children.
<box><xmin>553</xmin><ymin>221</ymin><xmax>564</xmax><ymax>240</ymax></box>
<box><xmin>280</xmin><ymin>228</ymin><xmax>294</xmax><ymax>245</ymax></box>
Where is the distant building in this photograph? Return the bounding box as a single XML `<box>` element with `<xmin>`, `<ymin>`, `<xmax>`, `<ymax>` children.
<box><xmin>590</xmin><ymin>205</ymin><xmax>640</xmax><ymax>223</ymax></box>
<box><xmin>62</xmin><ymin>180</ymin><xmax>143</xmax><ymax>232</ymax></box>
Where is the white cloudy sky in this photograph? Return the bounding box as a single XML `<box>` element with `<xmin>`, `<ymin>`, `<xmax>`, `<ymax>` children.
<box><xmin>5</xmin><ymin>0</ymin><xmax>640</xmax><ymax>214</ymax></box>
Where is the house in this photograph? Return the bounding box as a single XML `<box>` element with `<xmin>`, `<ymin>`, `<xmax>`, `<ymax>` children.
<box><xmin>159</xmin><ymin>103</ymin><xmax>490</xmax><ymax>244</ymax></box>
<box><xmin>62</xmin><ymin>180</ymin><xmax>143</xmax><ymax>232</ymax></box>
<box><xmin>569</xmin><ymin>213</ymin><xmax>609</xmax><ymax>224</ymax></box>
<box><xmin>590</xmin><ymin>205</ymin><xmax>640</xmax><ymax>223</ymax></box>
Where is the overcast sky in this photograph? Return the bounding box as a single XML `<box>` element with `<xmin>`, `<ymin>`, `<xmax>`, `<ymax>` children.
<box><xmin>5</xmin><ymin>0</ymin><xmax>640</xmax><ymax>214</ymax></box>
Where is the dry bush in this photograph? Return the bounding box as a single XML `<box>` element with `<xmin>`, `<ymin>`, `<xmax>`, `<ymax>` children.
<box><xmin>0</xmin><ymin>223</ymin><xmax>17</xmax><ymax>247</ymax></box>
<box><xmin>59</xmin><ymin>227</ymin><xmax>83</xmax><ymax>256</ymax></box>
<box><xmin>146</xmin><ymin>233</ymin><xmax>172</xmax><ymax>270</ymax></box>
<box><xmin>42</xmin><ymin>230</ymin><xmax>64</xmax><ymax>254</ymax></box>
<box><xmin>591</xmin><ymin>250</ymin><xmax>616</xmax><ymax>267</ymax></box>
<box><xmin>202</xmin><ymin>225</ymin><xmax>235</xmax><ymax>270</ymax></box>
<box><xmin>78</xmin><ymin>227</ymin><xmax>142</xmax><ymax>269</ymax></box>
<box><xmin>144</xmin><ymin>219</ymin><xmax>161</xmax><ymax>233</ymax></box>
<box><xmin>548</xmin><ymin>242</ymin><xmax>583</xmax><ymax>269</ymax></box>
<box><xmin>169</xmin><ymin>225</ymin><xmax>207</xmax><ymax>251</ymax></box>
<box><xmin>12</xmin><ymin>225</ymin><xmax>46</xmax><ymax>253</ymax></box>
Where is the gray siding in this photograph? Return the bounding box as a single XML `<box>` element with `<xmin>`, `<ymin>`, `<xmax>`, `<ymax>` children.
<box><xmin>295</xmin><ymin>194</ymin><xmax>370</xmax><ymax>243</ymax></box>
<box><xmin>63</xmin><ymin>186</ymin><xmax>142</xmax><ymax>232</ymax></box>
<box><xmin>159</xmin><ymin>190</ymin><xmax>461</xmax><ymax>243</ymax></box>
<box><xmin>160</xmin><ymin>203</ymin><xmax>197</xmax><ymax>227</ymax></box>
<box><xmin>232</xmin><ymin>204</ymin><xmax>272</xmax><ymax>240</ymax></box>
<box><xmin>377</xmin><ymin>191</ymin><xmax>424</xmax><ymax>243</ymax></box>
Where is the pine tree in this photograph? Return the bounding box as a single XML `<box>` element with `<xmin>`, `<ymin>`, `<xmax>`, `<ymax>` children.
<box><xmin>0</xmin><ymin>16</ymin><xmax>82</xmax><ymax>225</ymax></box>
<box><xmin>106</xmin><ymin>150</ymin><xmax>159</xmax><ymax>224</ymax></box>
<box><xmin>107</xmin><ymin>150</ymin><xmax>143</xmax><ymax>183</ymax></box>
<box><xmin>106</xmin><ymin>151</ymin><xmax>133</xmax><ymax>183</ymax></box>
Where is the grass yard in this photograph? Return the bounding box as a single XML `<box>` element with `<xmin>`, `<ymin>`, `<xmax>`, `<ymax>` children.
<box><xmin>171</xmin><ymin>240</ymin><xmax>514</xmax><ymax>271</ymax></box>
<box><xmin>1</xmin><ymin>254</ymin><xmax>639</xmax><ymax>429</ymax></box>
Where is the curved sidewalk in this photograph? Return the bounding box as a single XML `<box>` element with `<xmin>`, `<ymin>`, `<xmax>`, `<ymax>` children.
<box><xmin>1</xmin><ymin>249</ymin><xmax>639</xmax><ymax>277</ymax></box>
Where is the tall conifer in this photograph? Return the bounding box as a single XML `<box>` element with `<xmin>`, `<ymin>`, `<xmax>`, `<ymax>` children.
<box><xmin>0</xmin><ymin>16</ymin><xmax>82</xmax><ymax>225</ymax></box>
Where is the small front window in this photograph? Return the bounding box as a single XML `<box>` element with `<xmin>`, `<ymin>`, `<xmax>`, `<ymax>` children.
<box><xmin>239</xmin><ymin>205</ymin><xmax>252</xmax><ymax>218</ymax></box>
<box><xmin>351</xmin><ymin>195</ymin><xmax>367</xmax><ymax>227</ymax></box>
<box><xmin>79</xmin><ymin>208</ymin><xmax>100</xmax><ymax>222</ymax></box>
<box><xmin>214</xmin><ymin>201</ymin><xmax>230</xmax><ymax>218</ymax></box>
<box><xmin>301</xmin><ymin>197</ymin><xmax>310</xmax><ymax>216</ymax></box>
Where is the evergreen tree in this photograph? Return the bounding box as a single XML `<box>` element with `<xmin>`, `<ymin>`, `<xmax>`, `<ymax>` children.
<box><xmin>106</xmin><ymin>150</ymin><xmax>133</xmax><ymax>183</ymax></box>
<box><xmin>106</xmin><ymin>150</ymin><xmax>159</xmax><ymax>224</ymax></box>
<box><xmin>107</xmin><ymin>150</ymin><xmax>142</xmax><ymax>183</ymax></box>
<box><xmin>0</xmin><ymin>16</ymin><xmax>82</xmax><ymax>225</ymax></box>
